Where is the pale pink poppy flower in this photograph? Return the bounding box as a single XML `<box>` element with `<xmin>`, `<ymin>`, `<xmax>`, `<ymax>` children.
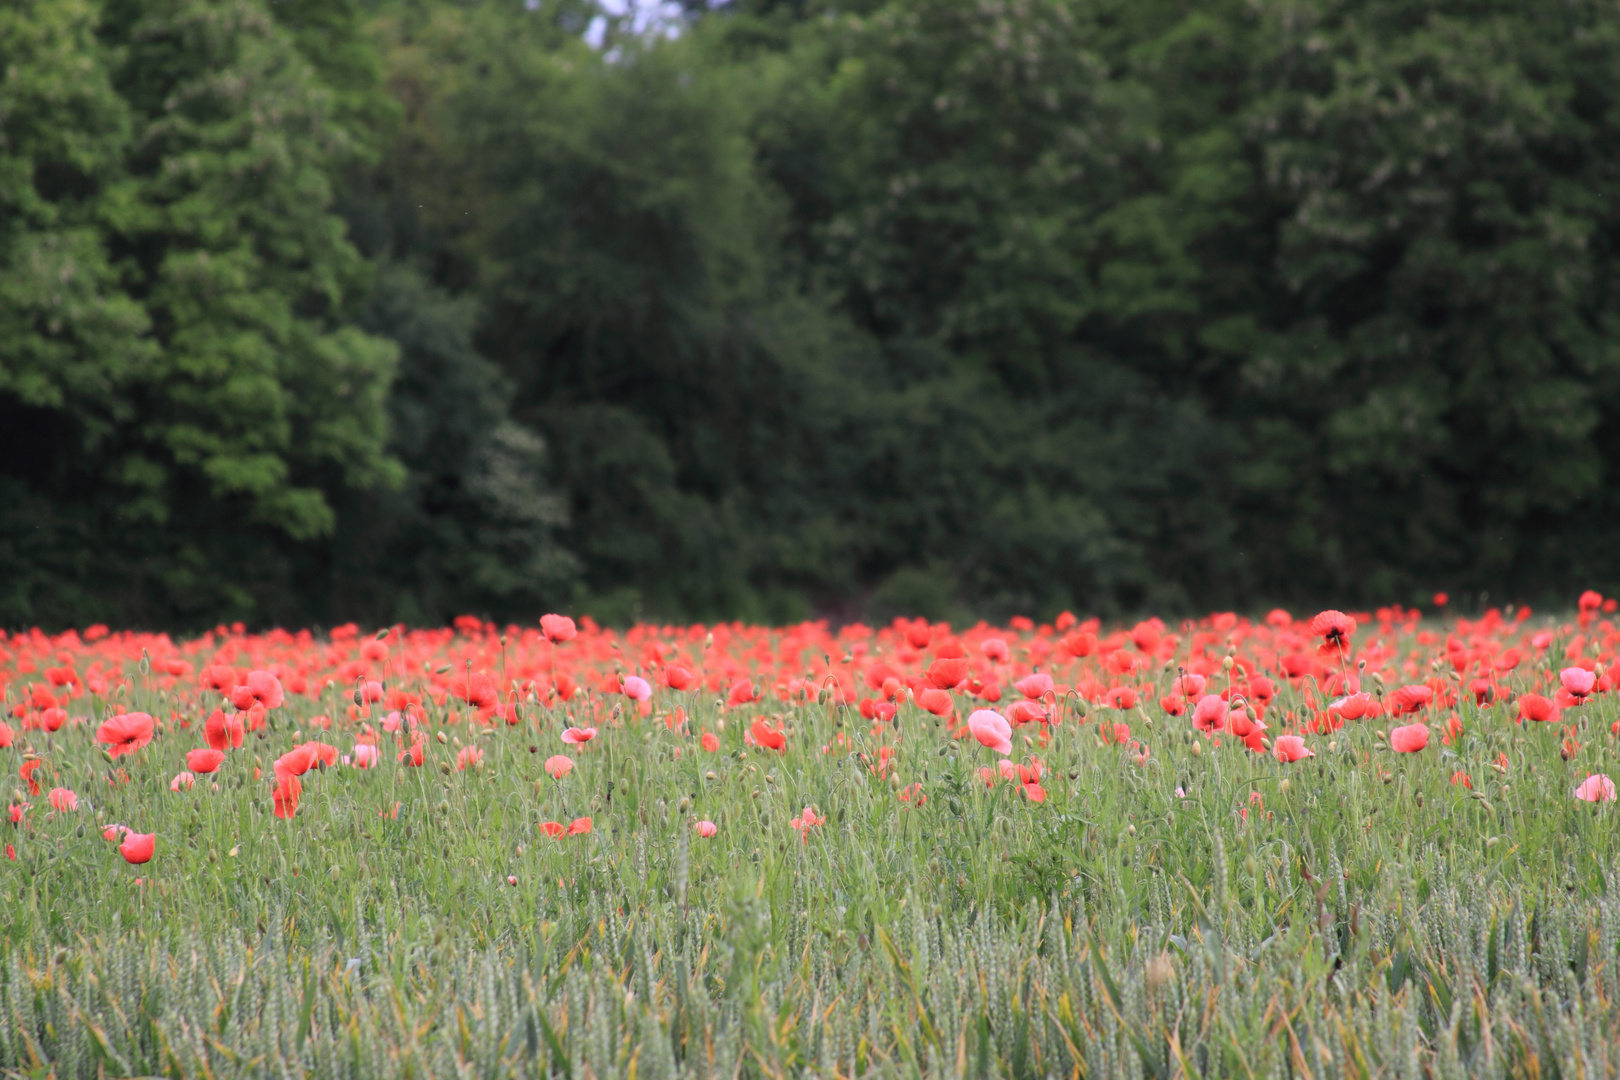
<box><xmin>967</xmin><ymin>709</ymin><xmax>1012</xmax><ymax>755</ymax></box>
<box><xmin>1175</xmin><ymin>673</ymin><xmax>1207</xmax><ymax>698</ymax></box>
<box><xmin>1272</xmin><ymin>735</ymin><xmax>1313</xmax><ymax>763</ymax></box>
<box><xmin>1390</xmin><ymin>724</ymin><xmax>1429</xmax><ymax>753</ymax></box>
<box><xmin>1332</xmin><ymin>692</ymin><xmax>1374</xmax><ymax>720</ymax></box>
<box><xmin>1015</xmin><ymin>673</ymin><xmax>1054</xmax><ymax>700</ymax></box>
<box><xmin>1192</xmin><ymin>695</ymin><xmax>1227</xmax><ymax>733</ymax></box>
<box><xmin>1561</xmin><ymin>667</ymin><xmax>1597</xmax><ymax>698</ymax></box>
<box><xmin>1575</xmin><ymin>774</ymin><xmax>1616</xmax><ymax>802</ymax></box>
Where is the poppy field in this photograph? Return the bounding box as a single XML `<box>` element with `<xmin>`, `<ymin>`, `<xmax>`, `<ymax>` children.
<box><xmin>5</xmin><ymin>598</ymin><xmax>1620</xmax><ymax>1078</ymax></box>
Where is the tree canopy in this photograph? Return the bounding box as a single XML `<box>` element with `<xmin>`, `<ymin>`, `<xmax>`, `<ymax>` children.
<box><xmin>4</xmin><ymin>0</ymin><xmax>1620</xmax><ymax>628</ymax></box>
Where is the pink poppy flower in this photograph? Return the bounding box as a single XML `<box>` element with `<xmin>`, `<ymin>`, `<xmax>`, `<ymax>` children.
<box><xmin>1575</xmin><ymin>774</ymin><xmax>1616</xmax><ymax>802</ymax></box>
<box><xmin>1390</xmin><ymin>724</ymin><xmax>1429</xmax><ymax>753</ymax></box>
<box><xmin>967</xmin><ymin>709</ymin><xmax>1012</xmax><ymax>755</ymax></box>
<box><xmin>1272</xmin><ymin>735</ymin><xmax>1313</xmax><ymax>763</ymax></box>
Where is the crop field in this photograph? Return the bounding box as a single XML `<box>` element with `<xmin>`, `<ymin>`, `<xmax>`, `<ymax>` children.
<box><xmin>3</xmin><ymin>599</ymin><xmax>1620</xmax><ymax>1078</ymax></box>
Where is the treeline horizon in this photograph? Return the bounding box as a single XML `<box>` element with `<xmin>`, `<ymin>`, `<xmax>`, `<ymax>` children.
<box><xmin>5</xmin><ymin>0</ymin><xmax>1620</xmax><ymax>631</ymax></box>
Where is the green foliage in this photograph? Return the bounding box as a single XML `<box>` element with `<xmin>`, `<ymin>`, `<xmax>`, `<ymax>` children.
<box><xmin>1219</xmin><ymin>0</ymin><xmax>1620</xmax><ymax>601</ymax></box>
<box><xmin>0</xmin><ymin>0</ymin><xmax>407</xmax><ymax>627</ymax></box>
<box><xmin>329</xmin><ymin>261</ymin><xmax>577</xmax><ymax>625</ymax></box>
<box><xmin>10</xmin><ymin>0</ymin><xmax>1620</xmax><ymax>629</ymax></box>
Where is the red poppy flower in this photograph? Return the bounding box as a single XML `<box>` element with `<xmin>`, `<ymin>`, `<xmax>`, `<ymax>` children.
<box><xmin>1104</xmin><ymin>686</ymin><xmax>1137</xmax><ymax>710</ymax></box>
<box><xmin>119</xmin><ymin>831</ymin><xmax>156</xmax><ymax>864</ymax></box>
<box><xmin>1015</xmin><ymin>673</ymin><xmax>1054</xmax><ymax>700</ymax></box>
<box><xmin>186</xmin><ymin>748</ymin><xmax>225</xmax><ymax>774</ymax></box>
<box><xmin>275</xmin><ymin>744</ymin><xmax>320</xmax><ymax>781</ymax></box>
<box><xmin>1386</xmin><ymin>685</ymin><xmax>1433</xmax><ymax>716</ymax></box>
<box><xmin>96</xmin><ymin>712</ymin><xmax>155</xmax><ymax>757</ymax></box>
<box><xmin>450</xmin><ymin>672</ymin><xmax>498</xmax><ymax>711</ymax></box>
<box><xmin>1519</xmin><ymin>693</ymin><xmax>1558</xmax><ymax>723</ymax></box>
<box><xmin>749</xmin><ymin>720</ymin><xmax>787</xmax><ymax>751</ymax></box>
<box><xmin>243</xmin><ymin>671</ymin><xmax>284</xmax><ymax>710</ymax></box>
<box><xmin>663</xmin><ymin>664</ymin><xmax>697</xmax><ymax>691</ymax></box>
<box><xmin>540</xmin><ymin>614</ymin><xmax>578</xmax><ymax>643</ymax></box>
<box><xmin>204</xmin><ymin>709</ymin><xmax>244</xmax><ymax>750</ymax></box>
<box><xmin>925</xmin><ymin>658</ymin><xmax>969</xmax><ymax>690</ymax></box>
<box><xmin>1309</xmin><ymin>610</ymin><xmax>1357</xmax><ymax>656</ymax></box>
<box><xmin>19</xmin><ymin>760</ymin><xmax>44</xmax><ymax>796</ymax></box>
<box><xmin>272</xmin><ymin>776</ymin><xmax>302</xmax><ymax>819</ymax></box>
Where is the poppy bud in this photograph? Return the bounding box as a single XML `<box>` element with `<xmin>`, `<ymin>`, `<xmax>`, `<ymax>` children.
<box><xmin>436</xmin><ymin>731</ymin><xmax>448</xmax><ymax>744</ymax></box>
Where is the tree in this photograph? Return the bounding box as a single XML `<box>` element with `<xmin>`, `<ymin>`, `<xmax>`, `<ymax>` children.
<box><xmin>325</xmin><ymin>261</ymin><xmax>578</xmax><ymax>626</ymax></box>
<box><xmin>0</xmin><ymin>0</ymin><xmax>150</xmax><ymax>624</ymax></box>
<box><xmin>0</xmin><ymin>0</ymin><xmax>401</xmax><ymax>627</ymax></box>
<box><xmin>1208</xmin><ymin>0</ymin><xmax>1620</xmax><ymax>602</ymax></box>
